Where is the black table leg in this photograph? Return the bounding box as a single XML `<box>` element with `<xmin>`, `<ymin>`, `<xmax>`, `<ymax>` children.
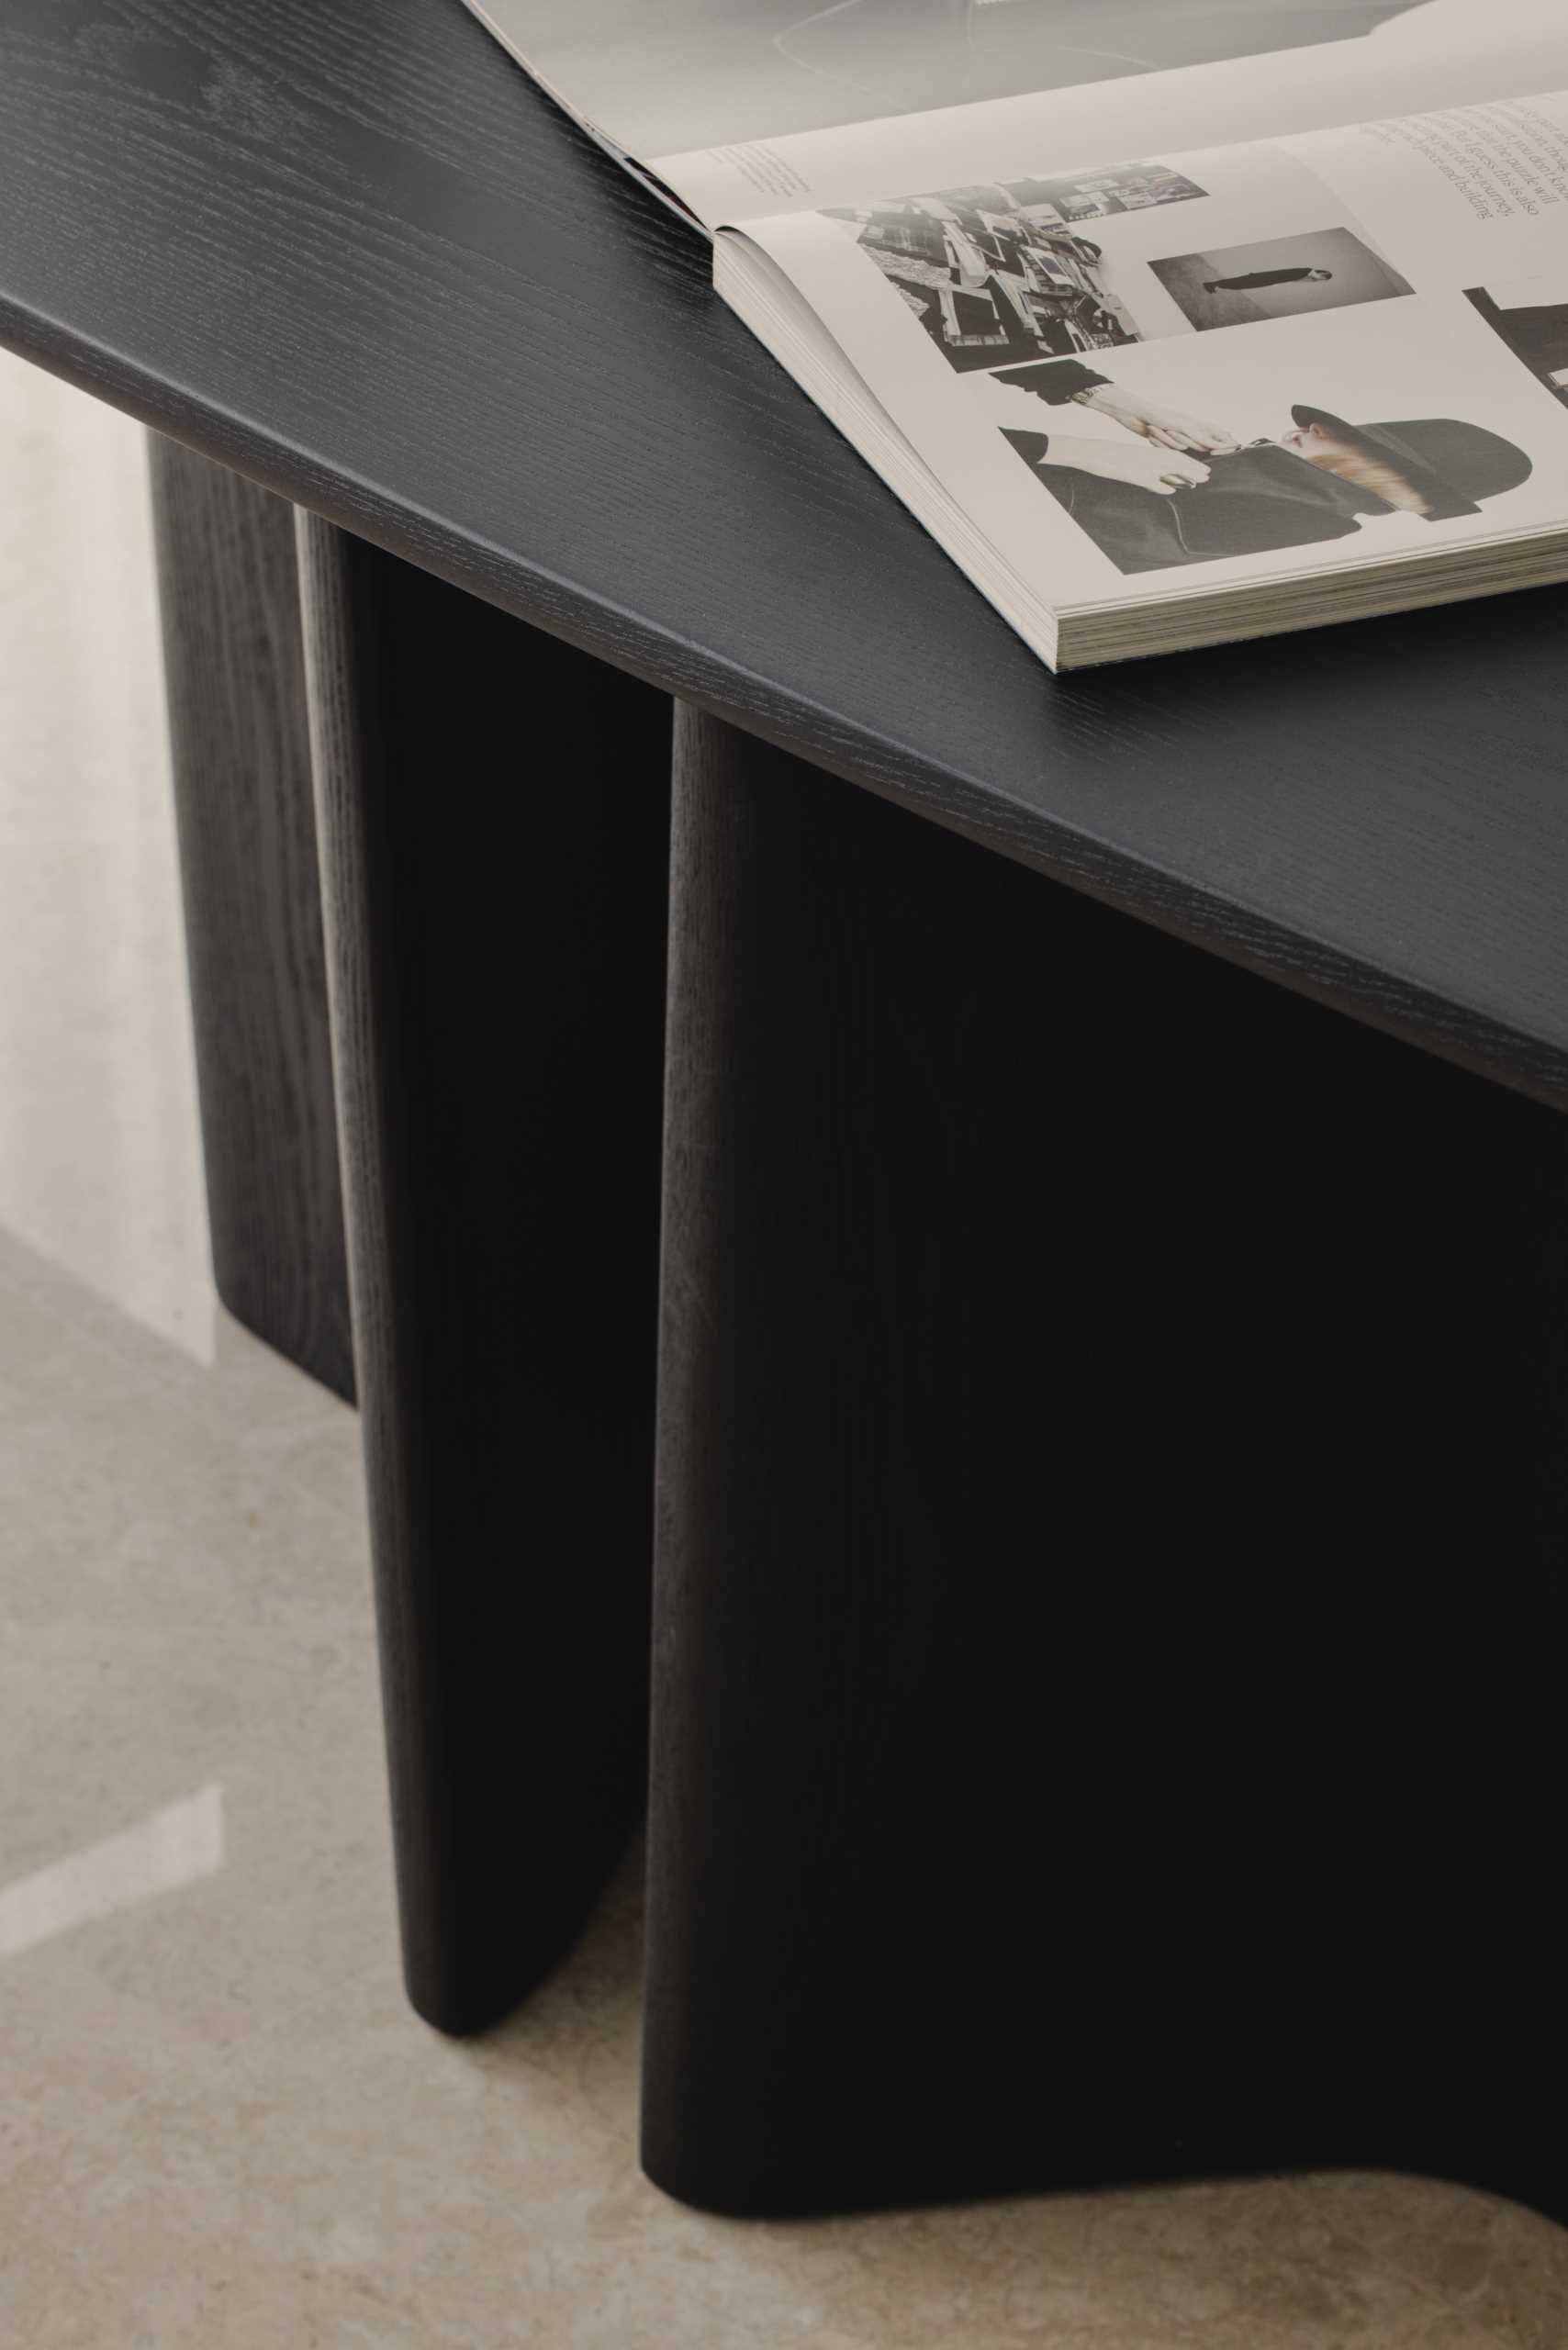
<box><xmin>150</xmin><ymin>436</ymin><xmax>353</xmax><ymax>1397</ymax></box>
<box><xmin>1358</xmin><ymin>1047</ymin><xmax>1568</xmax><ymax>2221</ymax></box>
<box><xmin>297</xmin><ymin>516</ymin><xmax>671</xmax><ymax>2034</ymax></box>
<box><xmin>644</xmin><ymin>706</ymin><xmax>1568</xmax><ymax>2220</ymax></box>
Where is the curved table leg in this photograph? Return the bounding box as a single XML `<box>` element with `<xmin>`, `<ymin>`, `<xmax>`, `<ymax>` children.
<box><xmin>644</xmin><ymin>704</ymin><xmax>1568</xmax><ymax>2220</ymax></box>
<box><xmin>297</xmin><ymin>515</ymin><xmax>670</xmax><ymax>2033</ymax></box>
<box><xmin>150</xmin><ymin>435</ymin><xmax>353</xmax><ymax>1397</ymax></box>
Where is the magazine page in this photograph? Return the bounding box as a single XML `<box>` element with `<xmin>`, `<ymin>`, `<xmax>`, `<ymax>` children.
<box><xmin>464</xmin><ymin>0</ymin><xmax>1568</xmax><ymax>229</ymax></box>
<box><xmin>731</xmin><ymin>91</ymin><xmax>1568</xmax><ymax>624</ymax></box>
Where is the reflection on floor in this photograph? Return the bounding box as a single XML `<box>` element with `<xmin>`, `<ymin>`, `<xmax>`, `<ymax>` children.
<box><xmin>2</xmin><ymin>366</ymin><xmax>1567</xmax><ymax>2348</ymax></box>
<box><xmin>0</xmin><ymin>1782</ymin><xmax>224</xmax><ymax>1963</ymax></box>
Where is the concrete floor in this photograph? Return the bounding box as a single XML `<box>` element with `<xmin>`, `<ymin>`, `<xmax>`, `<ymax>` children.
<box><xmin>2</xmin><ymin>347</ymin><xmax>1566</xmax><ymax>2347</ymax></box>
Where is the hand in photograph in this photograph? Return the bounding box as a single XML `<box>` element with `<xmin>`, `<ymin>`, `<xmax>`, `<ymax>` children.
<box><xmin>1075</xmin><ymin>383</ymin><xmax>1240</xmax><ymax>453</ymax></box>
<box><xmin>1036</xmin><ymin>436</ymin><xmax>1212</xmax><ymax>495</ymax></box>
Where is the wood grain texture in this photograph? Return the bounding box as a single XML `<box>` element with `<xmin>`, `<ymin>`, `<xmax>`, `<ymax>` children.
<box><xmin>297</xmin><ymin>512</ymin><xmax>671</xmax><ymax>2033</ymax></box>
<box><xmin>149</xmin><ymin>433</ymin><xmax>353</xmax><ymax>1399</ymax></box>
<box><xmin>644</xmin><ymin>705</ymin><xmax>1568</xmax><ymax>2221</ymax></box>
<box><xmin>2</xmin><ymin>0</ymin><xmax>1567</xmax><ymax>1105</ymax></box>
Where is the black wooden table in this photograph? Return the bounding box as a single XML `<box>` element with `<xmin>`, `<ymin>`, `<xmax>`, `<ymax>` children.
<box><xmin>5</xmin><ymin>0</ymin><xmax>1566</xmax><ymax>2223</ymax></box>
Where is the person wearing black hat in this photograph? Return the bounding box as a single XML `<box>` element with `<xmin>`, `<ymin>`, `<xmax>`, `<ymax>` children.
<box><xmin>992</xmin><ymin>360</ymin><xmax>1533</xmax><ymax>574</ymax></box>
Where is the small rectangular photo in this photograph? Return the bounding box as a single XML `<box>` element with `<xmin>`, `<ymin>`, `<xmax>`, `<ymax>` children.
<box><xmin>1465</xmin><ymin>285</ymin><xmax>1568</xmax><ymax>409</ymax></box>
<box><xmin>825</xmin><ymin>182</ymin><xmax>1164</xmax><ymax>374</ymax></box>
<box><xmin>1148</xmin><ymin>229</ymin><xmax>1412</xmax><ymax>332</ymax></box>
<box><xmin>992</xmin><ymin>162</ymin><xmax>1207</xmax><ymax>224</ymax></box>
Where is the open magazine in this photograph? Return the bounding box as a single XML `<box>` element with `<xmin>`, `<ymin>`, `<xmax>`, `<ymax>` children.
<box><xmin>463</xmin><ymin>0</ymin><xmax>1568</xmax><ymax>667</ymax></box>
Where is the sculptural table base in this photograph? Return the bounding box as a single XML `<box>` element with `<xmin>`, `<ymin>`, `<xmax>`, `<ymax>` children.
<box><xmin>644</xmin><ymin>705</ymin><xmax>1568</xmax><ymax>2221</ymax></box>
<box><xmin>151</xmin><ymin>455</ymin><xmax>1568</xmax><ymax>2219</ymax></box>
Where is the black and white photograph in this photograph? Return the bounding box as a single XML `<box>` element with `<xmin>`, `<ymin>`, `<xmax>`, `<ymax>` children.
<box><xmin>992</xmin><ymin>347</ymin><xmax>1532</xmax><ymax>574</ymax></box>
<box><xmin>1148</xmin><ymin>228</ymin><xmax>1413</xmax><ymax>332</ymax></box>
<box><xmin>1465</xmin><ymin>284</ymin><xmax>1568</xmax><ymax>409</ymax></box>
<box><xmin>830</xmin><ymin>184</ymin><xmax>1157</xmax><ymax>371</ymax></box>
<box><xmin>472</xmin><ymin>0</ymin><xmax>1433</xmax><ymax>159</ymax></box>
<box><xmin>991</xmin><ymin>161</ymin><xmax>1208</xmax><ymax>224</ymax></box>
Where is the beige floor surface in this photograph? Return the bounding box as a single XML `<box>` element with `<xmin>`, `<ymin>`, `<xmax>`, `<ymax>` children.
<box><xmin>2</xmin><ymin>349</ymin><xmax>1567</xmax><ymax>2348</ymax></box>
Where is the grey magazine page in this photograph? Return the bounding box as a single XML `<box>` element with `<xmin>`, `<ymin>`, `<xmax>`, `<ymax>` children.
<box><xmin>464</xmin><ymin>0</ymin><xmax>1428</xmax><ymax>161</ymax></box>
<box><xmin>461</xmin><ymin>0</ymin><xmax>1568</xmax><ymax>225</ymax></box>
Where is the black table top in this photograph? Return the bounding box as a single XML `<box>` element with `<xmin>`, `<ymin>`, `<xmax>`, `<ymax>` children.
<box><xmin>4</xmin><ymin>0</ymin><xmax>1566</xmax><ymax>1105</ymax></box>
